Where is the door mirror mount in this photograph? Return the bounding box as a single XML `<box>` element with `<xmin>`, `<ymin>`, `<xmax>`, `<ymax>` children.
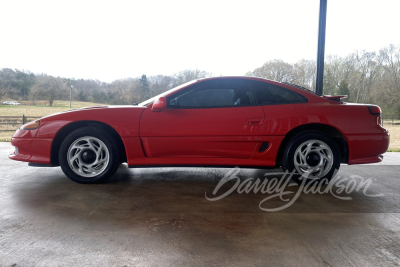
<box><xmin>151</xmin><ymin>96</ymin><xmax>167</xmax><ymax>112</ymax></box>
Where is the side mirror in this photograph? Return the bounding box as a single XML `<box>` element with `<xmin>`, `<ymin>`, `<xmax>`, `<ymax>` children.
<box><xmin>151</xmin><ymin>96</ymin><xmax>167</xmax><ymax>112</ymax></box>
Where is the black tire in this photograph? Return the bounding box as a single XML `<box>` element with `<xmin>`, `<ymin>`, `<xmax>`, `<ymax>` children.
<box><xmin>282</xmin><ymin>131</ymin><xmax>341</xmax><ymax>185</ymax></box>
<box><xmin>59</xmin><ymin>127</ymin><xmax>121</xmax><ymax>184</ymax></box>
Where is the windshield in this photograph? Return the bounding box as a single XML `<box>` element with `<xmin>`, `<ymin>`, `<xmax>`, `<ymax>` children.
<box><xmin>139</xmin><ymin>80</ymin><xmax>198</xmax><ymax>106</ymax></box>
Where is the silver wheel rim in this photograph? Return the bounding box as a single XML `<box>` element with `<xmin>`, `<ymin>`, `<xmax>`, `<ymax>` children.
<box><xmin>67</xmin><ymin>136</ymin><xmax>110</xmax><ymax>178</ymax></box>
<box><xmin>293</xmin><ymin>139</ymin><xmax>333</xmax><ymax>179</ymax></box>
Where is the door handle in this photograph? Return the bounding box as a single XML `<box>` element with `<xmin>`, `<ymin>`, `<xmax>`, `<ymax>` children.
<box><xmin>245</xmin><ymin>118</ymin><xmax>264</xmax><ymax>126</ymax></box>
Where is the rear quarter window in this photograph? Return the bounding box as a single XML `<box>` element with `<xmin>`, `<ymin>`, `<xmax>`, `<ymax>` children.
<box><xmin>252</xmin><ymin>80</ymin><xmax>307</xmax><ymax>105</ymax></box>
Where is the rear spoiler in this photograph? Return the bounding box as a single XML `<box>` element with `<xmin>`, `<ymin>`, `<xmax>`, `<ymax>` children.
<box><xmin>324</xmin><ymin>95</ymin><xmax>347</xmax><ymax>103</ymax></box>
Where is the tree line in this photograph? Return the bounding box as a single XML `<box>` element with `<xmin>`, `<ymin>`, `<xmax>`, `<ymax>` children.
<box><xmin>247</xmin><ymin>44</ymin><xmax>400</xmax><ymax>116</ymax></box>
<box><xmin>0</xmin><ymin>44</ymin><xmax>399</xmax><ymax>115</ymax></box>
<box><xmin>0</xmin><ymin>69</ymin><xmax>212</xmax><ymax>106</ymax></box>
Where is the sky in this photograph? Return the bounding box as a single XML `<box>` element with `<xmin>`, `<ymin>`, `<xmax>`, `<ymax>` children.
<box><xmin>1</xmin><ymin>0</ymin><xmax>399</xmax><ymax>82</ymax></box>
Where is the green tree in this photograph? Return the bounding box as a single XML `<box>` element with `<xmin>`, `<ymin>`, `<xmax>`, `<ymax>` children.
<box><xmin>338</xmin><ymin>81</ymin><xmax>351</xmax><ymax>100</ymax></box>
<box><xmin>323</xmin><ymin>77</ymin><xmax>336</xmax><ymax>95</ymax></box>
<box><xmin>15</xmin><ymin>70</ymin><xmax>36</xmax><ymax>100</ymax></box>
<box><xmin>139</xmin><ymin>74</ymin><xmax>150</xmax><ymax>102</ymax></box>
<box><xmin>93</xmin><ymin>90</ymin><xmax>107</xmax><ymax>103</ymax></box>
<box><xmin>0</xmin><ymin>68</ymin><xmax>17</xmax><ymax>101</ymax></box>
<box><xmin>78</xmin><ymin>90</ymin><xmax>88</xmax><ymax>102</ymax></box>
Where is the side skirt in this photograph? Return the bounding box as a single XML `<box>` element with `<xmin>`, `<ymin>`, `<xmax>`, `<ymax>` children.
<box><xmin>128</xmin><ymin>164</ymin><xmax>278</xmax><ymax>169</ymax></box>
<box><xmin>28</xmin><ymin>163</ymin><xmax>57</xmax><ymax>167</ymax></box>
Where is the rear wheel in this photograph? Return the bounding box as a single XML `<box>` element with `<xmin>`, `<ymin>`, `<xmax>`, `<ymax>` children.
<box><xmin>282</xmin><ymin>131</ymin><xmax>341</xmax><ymax>185</ymax></box>
<box><xmin>59</xmin><ymin>127</ymin><xmax>120</xmax><ymax>184</ymax></box>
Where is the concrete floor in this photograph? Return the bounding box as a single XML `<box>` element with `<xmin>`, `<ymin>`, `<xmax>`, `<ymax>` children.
<box><xmin>0</xmin><ymin>142</ymin><xmax>400</xmax><ymax>266</ymax></box>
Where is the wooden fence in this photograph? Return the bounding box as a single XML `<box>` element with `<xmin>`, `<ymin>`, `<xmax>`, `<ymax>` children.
<box><xmin>382</xmin><ymin>115</ymin><xmax>400</xmax><ymax>126</ymax></box>
<box><xmin>0</xmin><ymin>115</ymin><xmax>43</xmax><ymax>132</ymax></box>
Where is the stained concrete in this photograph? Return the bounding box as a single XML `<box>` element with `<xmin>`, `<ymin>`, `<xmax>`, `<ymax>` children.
<box><xmin>0</xmin><ymin>142</ymin><xmax>400</xmax><ymax>266</ymax></box>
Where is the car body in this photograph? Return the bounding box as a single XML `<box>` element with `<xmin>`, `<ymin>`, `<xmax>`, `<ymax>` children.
<box><xmin>9</xmin><ymin>76</ymin><xmax>389</xmax><ymax>183</ymax></box>
<box><xmin>2</xmin><ymin>101</ymin><xmax>11</xmax><ymax>105</ymax></box>
<box><xmin>10</xmin><ymin>101</ymin><xmax>21</xmax><ymax>105</ymax></box>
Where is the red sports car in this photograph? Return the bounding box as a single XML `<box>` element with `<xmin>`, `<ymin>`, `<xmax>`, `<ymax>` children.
<box><xmin>9</xmin><ymin>77</ymin><xmax>389</xmax><ymax>184</ymax></box>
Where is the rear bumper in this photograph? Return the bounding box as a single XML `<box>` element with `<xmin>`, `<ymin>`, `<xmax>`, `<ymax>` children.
<box><xmin>347</xmin><ymin>132</ymin><xmax>390</xmax><ymax>164</ymax></box>
<box><xmin>9</xmin><ymin>137</ymin><xmax>53</xmax><ymax>164</ymax></box>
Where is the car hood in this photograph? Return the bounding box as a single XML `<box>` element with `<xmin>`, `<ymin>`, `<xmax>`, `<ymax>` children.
<box><xmin>40</xmin><ymin>105</ymin><xmax>146</xmax><ymax>120</ymax></box>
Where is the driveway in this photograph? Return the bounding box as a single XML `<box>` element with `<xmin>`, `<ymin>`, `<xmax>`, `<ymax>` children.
<box><xmin>0</xmin><ymin>142</ymin><xmax>399</xmax><ymax>266</ymax></box>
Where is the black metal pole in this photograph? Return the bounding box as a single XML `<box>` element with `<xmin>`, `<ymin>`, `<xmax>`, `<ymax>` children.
<box><xmin>315</xmin><ymin>0</ymin><xmax>327</xmax><ymax>95</ymax></box>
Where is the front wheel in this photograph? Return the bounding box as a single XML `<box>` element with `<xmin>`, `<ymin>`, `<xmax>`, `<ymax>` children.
<box><xmin>282</xmin><ymin>131</ymin><xmax>341</xmax><ymax>185</ymax></box>
<box><xmin>59</xmin><ymin>127</ymin><xmax>121</xmax><ymax>184</ymax></box>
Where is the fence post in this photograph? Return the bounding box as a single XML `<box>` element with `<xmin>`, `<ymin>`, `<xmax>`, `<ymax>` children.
<box><xmin>22</xmin><ymin>115</ymin><xmax>25</xmax><ymax>125</ymax></box>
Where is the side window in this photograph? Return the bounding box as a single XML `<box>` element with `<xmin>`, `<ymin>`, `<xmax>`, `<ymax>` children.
<box><xmin>167</xmin><ymin>79</ymin><xmax>256</xmax><ymax>108</ymax></box>
<box><xmin>252</xmin><ymin>80</ymin><xmax>306</xmax><ymax>105</ymax></box>
<box><xmin>176</xmin><ymin>89</ymin><xmax>234</xmax><ymax>107</ymax></box>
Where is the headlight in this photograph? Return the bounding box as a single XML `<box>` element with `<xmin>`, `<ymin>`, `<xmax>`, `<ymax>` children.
<box><xmin>20</xmin><ymin>120</ymin><xmax>40</xmax><ymax>130</ymax></box>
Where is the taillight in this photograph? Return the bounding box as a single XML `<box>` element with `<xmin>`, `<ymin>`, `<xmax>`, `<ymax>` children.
<box><xmin>377</xmin><ymin>116</ymin><xmax>382</xmax><ymax>126</ymax></box>
<box><xmin>367</xmin><ymin>105</ymin><xmax>381</xmax><ymax>115</ymax></box>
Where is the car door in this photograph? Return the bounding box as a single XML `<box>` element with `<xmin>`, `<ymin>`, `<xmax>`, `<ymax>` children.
<box><xmin>139</xmin><ymin>78</ymin><xmax>265</xmax><ymax>158</ymax></box>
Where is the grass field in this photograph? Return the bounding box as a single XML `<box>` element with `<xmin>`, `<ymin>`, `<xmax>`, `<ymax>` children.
<box><xmin>386</xmin><ymin>125</ymin><xmax>400</xmax><ymax>151</ymax></box>
<box><xmin>0</xmin><ymin>100</ymin><xmax>104</xmax><ymax>141</ymax></box>
<box><xmin>0</xmin><ymin>102</ymin><xmax>399</xmax><ymax>151</ymax></box>
<box><xmin>0</xmin><ymin>100</ymin><xmax>104</xmax><ymax>117</ymax></box>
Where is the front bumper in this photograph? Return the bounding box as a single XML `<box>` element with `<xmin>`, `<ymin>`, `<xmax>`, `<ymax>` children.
<box><xmin>9</xmin><ymin>137</ymin><xmax>53</xmax><ymax>164</ymax></box>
